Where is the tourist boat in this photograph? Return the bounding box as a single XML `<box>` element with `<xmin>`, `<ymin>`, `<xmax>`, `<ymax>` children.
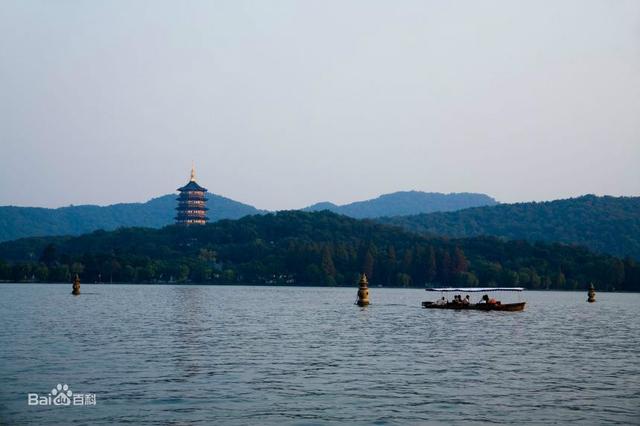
<box><xmin>422</xmin><ymin>287</ymin><xmax>526</xmax><ymax>312</ymax></box>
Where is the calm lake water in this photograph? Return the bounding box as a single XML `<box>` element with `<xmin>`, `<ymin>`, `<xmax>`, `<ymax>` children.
<box><xmin>0</xmin><ymin>284</ymin><xmax>638</xmax><ymax>425</ymax></box>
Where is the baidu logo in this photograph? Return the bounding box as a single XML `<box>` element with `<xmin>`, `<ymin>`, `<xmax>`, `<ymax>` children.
<box><xmin>28</xmin><ymin>384</ymin><xmax>96</xmax><ymax>406</ymax></box>
<box><xmin>51</xmin><ymin>383</ymin><xmax>72</xmax><ymax>405</ymax></box>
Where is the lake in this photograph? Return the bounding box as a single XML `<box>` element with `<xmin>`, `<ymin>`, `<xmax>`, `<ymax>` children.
<box><xmin>0</xmin><ymin>284</ymin><xmax>638</xmax><ymax>425</ymax></box>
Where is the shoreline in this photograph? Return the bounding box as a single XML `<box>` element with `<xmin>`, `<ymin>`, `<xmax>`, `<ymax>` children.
<box><xmin>0</xmin><ymin>281</ymin><xmax>633</xmax><ymax>293</ymax></box>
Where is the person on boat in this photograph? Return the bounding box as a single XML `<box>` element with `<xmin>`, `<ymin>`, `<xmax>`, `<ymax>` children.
<box><xmin>462</xmin><ymin>295</ymin><xmax>470</xmax><ymax>305</ymax></box>
<box><xmin>435</xmin><ymin>296</ymin><xmax>447</xmax><ymax>306</ymax></box>
<box><xmin>481</xmin><ymin>294</ymin><xmax>498</xmax><ymax>305</ymax></box>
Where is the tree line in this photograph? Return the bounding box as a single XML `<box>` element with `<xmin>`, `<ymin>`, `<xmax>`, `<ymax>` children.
<box><xmin>0</xmin><ymin>211</ymin><xmax>638</xmax><ymax>291</ymax></box>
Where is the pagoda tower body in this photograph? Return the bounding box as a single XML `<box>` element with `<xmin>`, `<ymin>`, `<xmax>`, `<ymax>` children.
<box><xmin>175</xmin><ymin>166</ymin><xmax>209</xmax><ymax>225</ymax></box>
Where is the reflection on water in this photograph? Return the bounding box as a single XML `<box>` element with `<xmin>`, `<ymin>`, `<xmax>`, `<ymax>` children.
<box><xmin>0</xmin><ymin>284</ymin><xmax>639</xmax><ymax>425</ymax></box>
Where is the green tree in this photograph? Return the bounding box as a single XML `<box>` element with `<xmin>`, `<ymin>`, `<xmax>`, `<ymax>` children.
<box><xmin>362</xmin><ymin>250</ymin><xmax>374</xmax><ymax>280</ymax></box>
<box><xmin>0</xmin><ymin>260</ymin><xmax>10</xmax><ymax>280</ymax></box>
<box><xmin>50</xmin><ymin>265</ymin><xmax>70</xmax><ymax>282</ymax></box>
<box><xmin>395</xmin><ymin>273</ymin><xmax>412</xmax><ymax>288</ymax></box>
<box><xmin>39</xmin><ymin>244</ymin><xmax>57</xmax><ymax>266</ymax></box>
<box><xmin>177</xmin><ymin>265</ymin><xmax>190</xmax><ymax>282</ymax></box>
<box><xmin>198</xmin><ymin>248</ymin><xmax>217</xmax><ymax>263</ymax></box>
<box><xmin>191</xmin><ymin>263</ymin><xmax>211</xmax><ymax>283</ymax></box>
<box><xmin>321</xmin><ymin>246</ymin><xmax>336</xmax><ymax>278</ymax></box>
<box><xmin>121</xmin><ymin>265</ymin><xmax>137</xmax><ymax>282</ymax></box>
<box><xmin>438</xmin><ymin>250</ymin><xmax>451</xmax><ymax>283</ymax></box>
<box><xmin>554</xmin><ymin>271</ymin><xmax>567</xmax><ymax>289</ymax></box>
<box><xmin>34</xmin><ymin>264</ymin><xmax>49</xmax><ymax>281</ymax></box>
<box><xmin>426</xmin><ymin>247</ymin><xmax>437</xmax><ymax>283</ymax></box>
<box><xmin>452</xmin><ymin>247</ymin><xmax>469</xmax><ymax>273</ymax></box>
<box><xmin>222</xmin><ymin>269</ymin><xmax>237</xmax><ymax>282</ymax></box>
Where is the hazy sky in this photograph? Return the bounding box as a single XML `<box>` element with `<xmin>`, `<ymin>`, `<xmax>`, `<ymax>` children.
<box><xmin>1</xmin><ymin>1</ymin><xmax>639</xmax><ymax>210</ymax></box>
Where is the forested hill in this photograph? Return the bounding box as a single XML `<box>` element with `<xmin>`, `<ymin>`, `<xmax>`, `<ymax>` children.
<box><xmin>0</xmin><ymin>190</ymin><xmax>495</xmax><ymax>242</ymax></box>
<box><xmin>0</xmin><ymin>194</ymin><xmax>265</xmax><ymax>242</ymax></box>
<box><xmin>1</xmin><ymin>211</ymin><xmax>637</xmax><ymax>291</ymax></box>
<box><xmin>302</xmin><ymin>191</ymin><xmax>497</xmax><ymax>218</ymax></box>
<box><xmin>380</xmin><ymin>195</ymin><xmax>640</xmax><ymax>259</ymax></box>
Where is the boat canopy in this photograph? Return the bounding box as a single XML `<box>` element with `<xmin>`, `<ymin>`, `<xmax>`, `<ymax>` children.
<box><xmin>426</xmin><ymin>287</ymin><xmax>524</xmax><ymax>292</ymax></box>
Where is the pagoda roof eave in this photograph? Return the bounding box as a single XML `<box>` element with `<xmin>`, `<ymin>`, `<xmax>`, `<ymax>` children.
<box><xmin>177</xmin><ymin>180</ymin><xmax>208</xmax><ymax>192</ymax></box>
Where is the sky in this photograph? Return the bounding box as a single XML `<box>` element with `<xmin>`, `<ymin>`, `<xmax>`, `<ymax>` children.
<box><xmin>1</xmin><ymin>0</ymin><xmax>639</xmax><ymax>211</ymax></box>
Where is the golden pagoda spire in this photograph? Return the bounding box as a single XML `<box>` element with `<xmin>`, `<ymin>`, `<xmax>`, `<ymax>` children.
<box><xmin>190</xmin><ymin>162</ymin><xmax>196</xmax><ymax>182</ymax></box>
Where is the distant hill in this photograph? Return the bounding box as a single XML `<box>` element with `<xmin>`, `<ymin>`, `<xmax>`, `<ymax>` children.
<box><xmin>381</xmin><ymin>195</ymin><xmax>640</xmax><ymax>259</ymax></box>
<box><xmin>6</xmin><ymin>191</ymin><xmax>636</xmax><ymax>261</ymax></box>
<box><xmin>303</xmin><ymin>191</ymin><xmax>498</xmax><ymax>218</ymax></box>
<box><xmin>0</xmin><ymin>190</ymin><xmax>497</xmax><ymax>243</ymax></box>
<box><xmin>1</xmin><ymin>210</ymin><xmax>637</xmax><ymax>291</ymax></box>
<box><xmin>0</xmin><ymin>194</ymin><xmax>265</xmax><ymax>242</ymax></box>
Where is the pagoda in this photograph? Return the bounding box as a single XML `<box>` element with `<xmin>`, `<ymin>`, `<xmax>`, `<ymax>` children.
<box><xmin>175</xmin><ymin>166</ymin><xmax>209</xmax><ymax>225</ymax></box>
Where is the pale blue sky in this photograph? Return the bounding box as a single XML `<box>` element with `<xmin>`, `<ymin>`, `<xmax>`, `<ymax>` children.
<box><xmin>1</xmin><ymin>0</ymin><xmax>639</xmax><ymax>210</ymax></box>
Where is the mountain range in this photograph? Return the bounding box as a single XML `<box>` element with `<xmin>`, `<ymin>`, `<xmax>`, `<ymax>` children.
<box><xmin>0</xmin><ymin>194</ymin><xmax>264</xmax><ymax>243</ymax></box>
<box><xmin>1</xmin><ymin>192</ymin><xmax>638</xmax><ymax>260</ymax></box>
<box><xmin>382</xmin><ymin>195</ymin><xmax>640</xmax><ymax>259</ymax></box>
<box><xmin>0</xmin><ymin>191</ymin><xmax>495</xmax><ymax>242</ymax></box>
<box><xmin>303</xmin><ymin>191</ymin><xmax>497</xmax><ymax>218</ymax></box>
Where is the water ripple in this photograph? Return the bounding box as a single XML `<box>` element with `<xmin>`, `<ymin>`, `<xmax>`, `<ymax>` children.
<box><xmin>0</xmin><ymin>285</ymin><xmax>638</xmax><ymax>425</ymax></box>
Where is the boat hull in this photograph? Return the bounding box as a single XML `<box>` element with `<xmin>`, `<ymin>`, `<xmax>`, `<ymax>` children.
<box><xmin>422</xmin><ymin>301</ymin><xmax>526</xmax><ymax>312</ymax></box>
